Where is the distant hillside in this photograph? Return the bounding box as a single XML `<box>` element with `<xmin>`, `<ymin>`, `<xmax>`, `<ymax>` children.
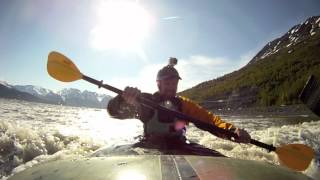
<box><xmin>180</xmin><ymin>16</ymin><xmax>320</xmax><ymax>110</ymax></box>
<box><xmin>14</xmin><ymin>85</ymin><xmax>64</xmax><ymax>104</ymax></box>
<box><xmin>0</xmin><ymin>82</ymin><xmax>113</xmax><ymax>109</ymax></box>
<box><xmin>58</xmin><ymin>88</ymin><xmax>112</xmax><ymax>108</ymax></box>
<box><xmin>0</xmin><ymin>84</ymin><xmax>49</xmax><ymax>103</ymax></box>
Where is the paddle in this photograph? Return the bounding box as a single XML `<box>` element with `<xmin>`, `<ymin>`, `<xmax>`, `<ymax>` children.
<box><xmin>47</xmin><ymin>51</ymin><xmax>315</xmax><ymax>171</ymax></box>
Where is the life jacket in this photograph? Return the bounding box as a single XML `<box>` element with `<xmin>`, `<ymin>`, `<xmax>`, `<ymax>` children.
<box><xmin>143</xmin><ymin>94</ymin><xmax>187</xmax><ymax>139</ymax></box>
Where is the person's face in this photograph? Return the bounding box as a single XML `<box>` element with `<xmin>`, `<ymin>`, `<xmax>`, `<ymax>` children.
<box><xmin>157</xmin><ymin>78</ymin><xmax>179</xmax><ymax>98</ymax></box>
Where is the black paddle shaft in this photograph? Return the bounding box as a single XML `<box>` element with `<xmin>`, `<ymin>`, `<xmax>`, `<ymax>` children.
<box><xmin>82</xmin><ymin>75</ymin><xmax>277</xmax><ymax>152</ymax></box>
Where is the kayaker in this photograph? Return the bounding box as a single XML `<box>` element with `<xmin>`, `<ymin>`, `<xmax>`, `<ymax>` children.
<box><xmin>107</xmin><ymin>57</ymin><xmax>251</xmax><ymax>156</ymax></box>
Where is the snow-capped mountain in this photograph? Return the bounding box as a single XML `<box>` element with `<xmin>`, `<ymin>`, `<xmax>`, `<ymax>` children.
<box><xmin>181</xmin><ymin>15</ymin><xmax>320</xmax><ymax>108</ymax></box>
<box><xmin>58</xmin><ymin>88</ymin><xmax>83</xmax><ymax>101</ymax></box>
<box><xmin>14</xmin><ymin>85</ymin><xmax>52</xmax><ymax>97</ymax></box>
<box><xmin>0</xmin><ymin>83</ymin><xmax>47</xmax><ymax>103</ymax></box>
<box><xmin>0</xmin><ymin>80</ymin><xmax>12</xmax><ymax>88</ymax></box>
<box><xmin>13</xmin><ymin>85</ymin><xmax>64</xmax><ymax>104</ymax></box>
<box><xmin>250</xmin><ymin>16</ymin><xmax>320</xmax><ymax>63</ymax></box>
<box><xmin>57</xmin><ymin>88</ymin><xmax>112</xmax><ymax>108</ymax></box>
<box><xmin>0</xmin><ymin>83</ymin><xmax>112</xmax><ymax>108</ymax></box>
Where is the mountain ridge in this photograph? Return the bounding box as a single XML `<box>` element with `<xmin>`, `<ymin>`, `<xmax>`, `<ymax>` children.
<box><xmin>179</xmin><ymin>15</ymin><xmax>320</xmax><ymax>110</ymax></box>
<box><xmin>0</xmin><ymin>81</ymin><xmax>112</xmax><ymax>109</ymax></box>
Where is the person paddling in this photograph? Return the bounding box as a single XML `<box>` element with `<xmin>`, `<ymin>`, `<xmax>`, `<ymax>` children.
<box><xmin>47</xmin><ymin>51</ymin><xmax>315</xmax><ymax>169</ymax></box>
<box><xmin>107</xmin><ymin>57</ymin><xmax>251</xmax><ymax>156</ymax></box>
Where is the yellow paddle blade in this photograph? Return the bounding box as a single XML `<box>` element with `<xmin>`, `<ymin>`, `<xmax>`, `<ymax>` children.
<box><xmin>276</xmin><ymin>144</ymin><xmax>315</xmax><ymax>171</ymax></box>
<box><xmin>47</xmin><ymin>51</ymin><xmax>82</xmax><ymax>82</ymax></box>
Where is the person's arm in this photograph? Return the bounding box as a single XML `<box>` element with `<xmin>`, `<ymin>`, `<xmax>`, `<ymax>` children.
<box><xmin>107</xmin><ymin>95</ymin><xmax>139</xmax><ymax>119</ymax></box>
<box><xmin>179</xmin><ymin>96</ymin><xmax>251</xmax><ymax>143</ymax></box>
<box><xmin>179</xmin><ymin>96</ymin><xmax>234</xmax><ymax>129</ymax></box>
<box><xmin>107</xmin><ymin>87</ymin><xmax>154</xmax><ymax>123</ymax></box>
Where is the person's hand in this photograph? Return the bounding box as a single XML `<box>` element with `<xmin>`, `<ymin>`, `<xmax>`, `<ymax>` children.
<box><xmin>122</xmin><ymin>86</ymin><xmax>141</xmax><ymax>105</ymax></box>
<box><xmin>233</xmin><ymin>128</ymin><xmax>251</xmax><ymax>143</ymax></box>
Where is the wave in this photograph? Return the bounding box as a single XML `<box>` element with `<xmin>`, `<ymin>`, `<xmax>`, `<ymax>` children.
<box><xmin>0</xmin><ymin>121</ymin><xmax>103</xmax><ymax>179</ymax></box>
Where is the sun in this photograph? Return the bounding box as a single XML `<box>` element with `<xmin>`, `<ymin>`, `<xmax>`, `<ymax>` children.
<box><xmin>90</xmin><ymin>1</ymin><xmax>154</xmax><ymax>51</ymax></box>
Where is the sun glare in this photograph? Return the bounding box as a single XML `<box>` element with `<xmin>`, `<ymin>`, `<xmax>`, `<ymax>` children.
<box><xmin>90</xmin><ymin>1</ymin><xmax>153</xmax><ymax>51</ymax></box>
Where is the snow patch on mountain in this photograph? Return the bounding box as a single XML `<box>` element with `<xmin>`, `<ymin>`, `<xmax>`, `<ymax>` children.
<box><xmin>1</xmin><ymin>82</ymin><xmax>112</xmax><ymax>108</ymax></box>
<box><xmin>14</xmin><ymin>85</ymin><xmax>52</xmax><ymax>97</ymax></box>
<box><xmin>250</xmin><ymin>16</ymin><xmax>320</xmax><ymax>63</ymax></box>
<box><xmin>0</xmin><ymin>80</ymin><xmax>12</xmax><ymax>88</ymax></box>
<box><xmin>57</xmin><ymin>88</ymin><xmax>112</xmax><ymax>108</ymax></box>
<box><xmin>58</xmin><ymin>88</ymin><xmax>82</xmax><ymax>99</ymax></box>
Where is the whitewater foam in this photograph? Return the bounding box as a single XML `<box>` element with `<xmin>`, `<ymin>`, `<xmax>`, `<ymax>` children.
<box><xmin>0</xmin><ymin>98</ymin><xmax>319</xmax><ymax>179</ymax></box>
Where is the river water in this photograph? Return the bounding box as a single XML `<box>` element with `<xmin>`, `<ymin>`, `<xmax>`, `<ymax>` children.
<box><xmin>0</xmin><ymin>98</ymin><xmax>319</xmax><ymax>179</ymax></box>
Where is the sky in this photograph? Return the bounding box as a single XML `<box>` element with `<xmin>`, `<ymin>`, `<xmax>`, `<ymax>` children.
<box><xmin>1</xmin><ymin>0</ymin><xmax>320</xmax><ymax>96</ymax></box>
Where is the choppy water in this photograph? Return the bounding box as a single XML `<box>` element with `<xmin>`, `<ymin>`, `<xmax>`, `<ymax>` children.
<box><xmin>0</xmin><ymin>98</ymin><xmax>319</xmax><ymax>179</ymax></box>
